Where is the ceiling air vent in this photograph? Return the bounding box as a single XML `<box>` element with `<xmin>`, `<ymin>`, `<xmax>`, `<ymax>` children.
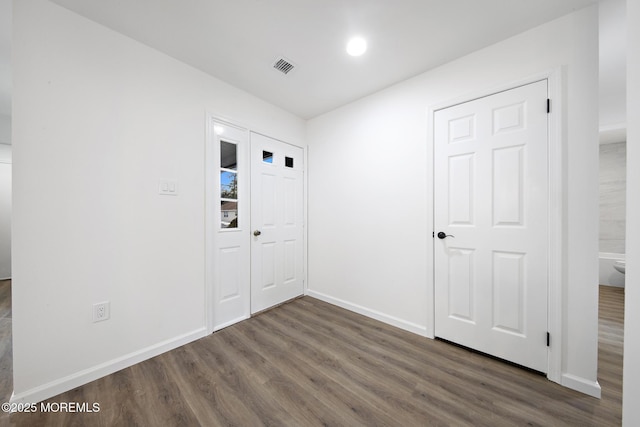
<box><xmin>273</xmin><ymin>57</ymin><xmax>296</xmax><ymax>75</ymax></box>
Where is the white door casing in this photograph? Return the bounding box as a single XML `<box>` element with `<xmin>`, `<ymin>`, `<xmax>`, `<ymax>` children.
<box><xmin>207</xmin><ymin>120</ymin><xmax>251</xmax><ymax>331</ymax></box>
<box><xmin>250</xmin><ymin>132</ymin><xmax>304</xmax><ymax>313</ymax></box>
<box><xmin>434</xmin><ymin>80</ymin><xmax>549</xmax><ymax>373</ymax></box>
<box><xmin>0</xmin><ymin>160</ymin><xmax>11</xmax><ymax>280</ymax></box>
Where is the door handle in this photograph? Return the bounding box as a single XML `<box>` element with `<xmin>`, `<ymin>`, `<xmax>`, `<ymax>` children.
<box><xmin>253</xmin><ymin>230</ymin><xmax>262</xmax><ymax>236</ymax></box>
<box><xmin>437</xmin><ymin>231</ymin><xmax>455</xmax><ymax>239</ymax></box>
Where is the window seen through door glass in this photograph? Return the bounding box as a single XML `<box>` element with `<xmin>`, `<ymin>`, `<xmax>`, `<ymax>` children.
<box><xmin>221</xmin><ymin>142</ymin><xmax>237</xmax><ymax>169</ymax></box>
<box><xmin>220</xmin><ymin>171</ymin><xmax>237</xmax><ymax>198</ymax></box>
<box><xmin>263</xmin><ymin>150</ymin><xmax>273</xmax><ymax>164</ymax></box>
<box><xmin>220</xmin><ymin>140</ymin><xmax>238</xmax><ymax>229</ymax></box>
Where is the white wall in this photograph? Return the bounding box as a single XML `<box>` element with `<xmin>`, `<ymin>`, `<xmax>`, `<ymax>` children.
<box><xmin>307</xmin><ymin>6</ymin><xmax>600</xmax><ymax>395</ymax></box>
<box><xmin>11</xmin><ymin>0</ymin><xmax>305</xmax><ymax>402</ymax></box>
<box><xmin>598</xmin><ymin>140</ymin><xmax>626</xmax><ymax>287</ymax></box>
<box><xmin>0</xmin><ymin>115</ymin><xmax>10</xmax><ymax>143</ymax></box>
<box><xmin>599</xmin><ymin>0</ymin><xmax>626</xmax><ymax>128</ymax></box>
<box><xmin>623</xmin><ymin>0</ymin><xmax>640</xmax><ymax>423</ymax></box>
<box><xmin>599</xmin><ymin>141</ymin><xmax>626</xmax><ymax>254</ymax></box>
<box><xmin>0</xmin><ymin>145</ymin><xmax>9</xmax><ymax>162</ymax></box>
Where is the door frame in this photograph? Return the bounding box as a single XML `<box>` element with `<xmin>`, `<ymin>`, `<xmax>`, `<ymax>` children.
<box><xmin>426</xmin><ymin>68</ymin><xmax>563</xmax><ymax>384</ymax></box>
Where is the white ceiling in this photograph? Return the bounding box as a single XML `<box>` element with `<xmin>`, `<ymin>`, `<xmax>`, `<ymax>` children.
<box><xmin>0</xmin><ymin>0</ymin><xmax>627</xmax><ymax>133</ymax></box>
<box><xmin>48</xmin><ymin>0</ymin><xmax>601</xmax><ymax>119</ymax></box>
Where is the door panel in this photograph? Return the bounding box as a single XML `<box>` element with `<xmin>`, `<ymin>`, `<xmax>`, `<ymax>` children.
<box><xmin>493</xmin><ymin>146</ymin><xmax>524</xmax><ymax>225</ymax></box>
<box><xmin>448</xmin><ymin>247</ymin><xmax>475</xmax><ymax>322</ymax></box>
<box><xmin>492</xmin><ymin>251</ymin><xmax>525</xmax><ymax>334</ymax></box>
<box><xmin>448</xmin><ymin>153</ymin><xmax>475</xmax><ymax>225</ymax></box>
<box><xmin>251</xmin><ymin>133</ymin><xmax>304</xmax><ymax>313</ymax></box>
<box><xmin>434</xmin><ymin>80</ymin><xmax>549</xmax><ymax>372</ymax></box>
<box><xmin>219</xmin><ymin>246</ymin><xmax>241</xmax><ymax>301</ymax></box>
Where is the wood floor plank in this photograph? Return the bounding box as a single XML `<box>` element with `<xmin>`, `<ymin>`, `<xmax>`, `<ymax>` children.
<box><xmin>1</xmin><ymin>285</ymin><xmax>624</xmax><ymax>426</ymax></box>
<box><xmin>256</xmin><ymin>306</ymin><xmax>460</xmax><ymax>426</ymax></box>
<box><xmin>244</xmin><ymin>314</ymin><xmax>410</xmax><ymax>426</ymax></box>
<box><xmin>0</xmin><ymin>280</ymin><xmax>11</xmax><ymax>427</ymax></box>
<box><xmin>165</xmin><ymin>345</ymin><xmax>268</xmax><ymax>426</ymax></box>
<box><xmin>0</xmin><ymin>319</ymin><xmax>12</xmax><ymax>398</ymax></box>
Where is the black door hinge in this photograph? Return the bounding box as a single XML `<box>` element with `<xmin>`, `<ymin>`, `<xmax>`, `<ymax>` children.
<box><xmin>547</xmin><ymin>99</ymin><xmax>551</xmax><ymax>113</ymax></box>
<box><xmin>547</xmin><ymin>332</ymin><xmax>550</xmax><ymax>347</ymax></box>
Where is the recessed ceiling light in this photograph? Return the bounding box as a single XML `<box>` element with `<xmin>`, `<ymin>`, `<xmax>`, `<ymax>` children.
<box><xmin>346</xmin><ymin>37</ymin><xmax>367</xmax><ymax>57</ymax></box>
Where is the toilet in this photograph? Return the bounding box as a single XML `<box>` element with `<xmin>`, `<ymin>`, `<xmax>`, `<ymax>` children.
<box><xmin>613</xmin><ymin>260</ymin><xmax>626</xmax><ymax>274</ymax></box>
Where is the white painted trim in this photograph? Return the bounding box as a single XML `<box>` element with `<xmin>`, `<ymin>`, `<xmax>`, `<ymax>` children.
<box><xmin>307</xmin><ymin>290</ymin><xmax>429</xmax><ymax>337</ymax></box>
<box><xmin>205</xmin><ymin>112</ymin><xmax>215</xmax><ymax>334</ymax></box>
<box><xmin>546</xmin><ymin>68</ymin><xmax>564</xmax><ymax>385</ymax></box>
<box><xmin>303</xmin><ymin>144</ymin><xmax>309</xmax><ymax>297</ymax></box>
<box><xmin>429</xmin><ymin>71</ymin><xmax>555</xmax><ymax>113</ymax></box>
<box><xmin>426</xmin><ymin>104</ymin><xmax>435</xmax><ymax>339</ymax></box>
<box><xmin>561</xmin><ymin>374</ymin><xmax>602</xmax><ymax>399</ymax></box>
<box><xmin>213</xmin><ymin>315</ymin><xmax>250</xmax><ymax>332</ymax></box>
<box><xmin>427</xmin><ymin>68</ymin><xmax>564</xmax><ymax>386</ymax></box>
<box><xmin>249</xmin><ymin>130</ymin><xmax>302</xmax><ymax>149</ymax></box>
<box><xmin>9</xmin><ymin>328</ymin><xmax>207</xmax><ymax>405</ymax></box>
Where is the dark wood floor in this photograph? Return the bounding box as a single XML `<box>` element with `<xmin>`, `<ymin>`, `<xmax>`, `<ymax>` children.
<box><xmin>0</xmin><ymin>282</ymin><xmax>624</xmax><ymax>426</ymax></box>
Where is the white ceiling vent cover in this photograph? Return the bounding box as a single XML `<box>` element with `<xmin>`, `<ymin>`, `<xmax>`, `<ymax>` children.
<box><xmin>273</xmin><ymin>57</ymin><xmax>296</xmax><ymax>75</ymax></box>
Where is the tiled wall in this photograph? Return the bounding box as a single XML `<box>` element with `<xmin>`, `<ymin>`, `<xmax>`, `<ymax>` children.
<box><xmin>599</xmin><ymin>141</ymin><xmax>626</xmax><ymax>254</ymax></box>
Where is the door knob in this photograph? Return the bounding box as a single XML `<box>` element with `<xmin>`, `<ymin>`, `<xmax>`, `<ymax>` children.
<box><xmin>253</xmin><ymin>230</ymin><xmax>262</xmax><ymax>236</ymax></box>
<box><xmin>437</xmin><ymin>232</ymin><xmax>455</xmax><ymax>239</ymax></box>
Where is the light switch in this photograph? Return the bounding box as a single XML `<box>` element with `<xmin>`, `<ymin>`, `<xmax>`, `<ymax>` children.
<box><xmin>158</xmin><ymin>180</ymin><xmax>178</xmax><ymax>196</ymax></box>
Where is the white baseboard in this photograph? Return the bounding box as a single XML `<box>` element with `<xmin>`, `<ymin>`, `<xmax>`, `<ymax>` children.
<box><xmin>213</xmin><ymin>315</ymin><xmax>249</xmax><ymax>332</ymax></box>
<box><xmin>561</xmin><ymin>373</ymin><xmax>602</xmax><ymax>398</ymax></box>
<box><xmin>306</xmin><ymin>290</ymin><xmax>429</xmax><ymax>337</ymax></box>
<box><xmin>10</xmin><ymin>327</ymin><xmax>208</xmax><ymax>405</ymax></box>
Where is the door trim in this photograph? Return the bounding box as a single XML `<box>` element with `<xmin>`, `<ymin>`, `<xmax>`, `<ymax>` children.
<box><xmin>426</xmin><ymin>68</ymin><xmax>563</xmax><ymax>384</ymax></box>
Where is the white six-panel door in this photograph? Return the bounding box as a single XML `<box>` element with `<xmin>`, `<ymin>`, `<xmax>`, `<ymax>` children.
<box><xmin>434</xmin><ymin>80</ymin><xmax>549</xmax><ymax>372</ymax></box>
<box><xmin>250</xmin><ymin>133</ymin><xmax>304</xmax><ymax>313</ymax></box>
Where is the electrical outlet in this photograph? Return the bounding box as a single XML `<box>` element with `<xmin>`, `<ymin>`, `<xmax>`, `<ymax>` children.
<box><xmin>93</xmin><ymin>301</ymin><xmax>110</xmax><ymax>323</ymax></box>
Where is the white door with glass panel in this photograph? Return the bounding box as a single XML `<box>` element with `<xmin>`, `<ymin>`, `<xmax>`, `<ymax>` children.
<box><xmin>210</xmin><ymin>122</ymin><xmax>250</xmax><ymax>330</ymax></box>
<box><xmin>250</xmin><ymin>133</ymin><xmax>304</xmax><ymax>313</ymax></box>
<box><xmin>434</xmin><ymin>80</ymin><xmax>549</xmax><ymax>373</ymax></box>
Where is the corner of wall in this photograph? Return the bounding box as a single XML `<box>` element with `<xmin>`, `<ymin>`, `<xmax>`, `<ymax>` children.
<box><xmin>623</xmin><ymin>0</ymin><xmax>640</xmax><ymax>424</ymax></box>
